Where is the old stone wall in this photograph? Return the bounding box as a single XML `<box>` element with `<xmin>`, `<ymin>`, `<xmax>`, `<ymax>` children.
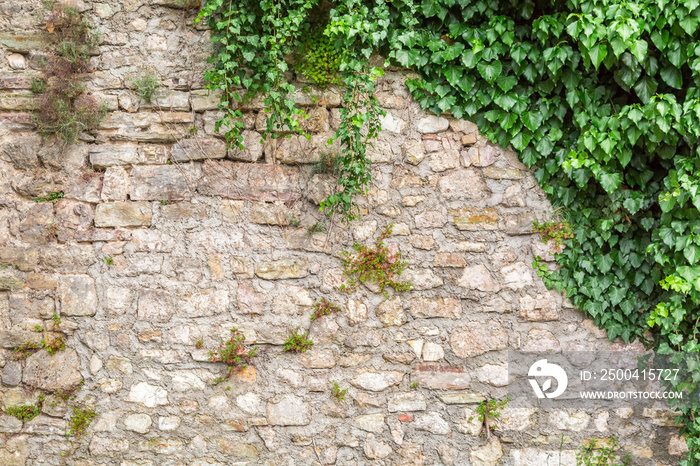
<box><xmin>0</xmin><ymin>1</ymin><xmax>685</xmax><ymax>465</ymax></box>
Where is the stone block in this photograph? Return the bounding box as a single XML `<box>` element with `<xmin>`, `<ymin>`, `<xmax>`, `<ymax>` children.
<box><xmin>266</xmin><ymin>395</ymin><xmax>311</xmax><ymax>426</ymax></box>
<box><xmin>438</xmin><ymin>169</ymin><xmax>488</xmax><ymax>199</ymax></box>
<box><xmin>411</xmin><ymin>364</ymin><xmax>471</xmax><ymax>390</ymax></box>
<box><xmin>198</xmin><ymin>160</ymin><xmax>301</xmax><ymax>201</ymax></box>
<box><xmin>376</xmin><ymin>297</ymin><xmax>406</xmax><ymax>326</ymax></box>
<box><xmin>58</xmin><ymin>275</ymin><xmax>97</xmax><ymax>316</ymax></box>
<box><xmin>388</xmin><ymin>392</ymin><xmax>427</xmax><ymax>412</ymax></box>
<box><xmin>417</xmin><ymin>115</ymin><xmax>449</xmax><ymax>134</ymax></box>
<box><xmin>95</xmin><ymin>202</ymin><xmax>152</xmax><ymax>227</ymax></box>
<box><xmin>130</xmin><ymin>165</ymin><xmax>201</xmax><ymax>201</ymax></box>
<box><xmin>137</xmin><ymin>289</ymin><xmax>173</xmax><ymax>322</ymax></box>
<box><xmin>126</xmin><ymin>382</ymin><xmax>169</xmax><ymax>408</ymax></box>
<box><xmin>351</xmin><ymin>369</ymin><xmax>403</xmax><ymax>391</ymax></box>
<box><xmin>256</xmin><ymin>259</ymin><xmax>308</xmax><ymax>280</ymax></box>
<box><xmin>429</xmin><ymin>150</ymin><xmax>460</xmax><ymax>172</ymax></box>
<box><xmin>23</xmin><ymin>349</ymin><xmax>82</xmax><ymax>390</ymax></box>
<box><xmin>171</xmin><ymin>137</ymin><xmax>227</xmax><ymax>162</ymax></box>
<box><xmin>451</xmin><ymin>207</ymin><xmax>498</xmax><ymax>230</ymax></box>
<box><xmin>450</xmin><ymin>322</ymin><xmax>508</xmax><ymax>358</ymax></box>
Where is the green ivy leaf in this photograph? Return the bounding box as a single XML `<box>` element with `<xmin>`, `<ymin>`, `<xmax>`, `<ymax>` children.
<box><xmin>477</xmin><ymin>60</ymin><xmax>502</xmax><ymax>84</ymax></box>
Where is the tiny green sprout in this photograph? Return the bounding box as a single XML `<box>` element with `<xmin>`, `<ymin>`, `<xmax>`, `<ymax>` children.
<box><xmin>410</xmin><ymin>382</ymin><xmax>419</xmax><ymax>389</ymax></box>
<box><xmin>33</xmin><ymin>324</ymin><xmax>44</xmax><ymax>332</ymax></box>
<box><xmin>160</xmin><ymin>198</ymin><xmax>169</xmax><ymax>206</ymax></box>
<box><xmin>331</xmin><ymin>381</ymin><xmax>347</xmax><ymax>402</ymax></box>
<box><xmin>195</xmin><ymin>339</ymin><xmax>203</xmax><ymax>349</ymax></box>
<box><xmin>283</xmin><ymin>327</ymin><xmax>314</xmax><ymax>353</ymax></box>
<box><xmin>104</xmin><ymin>256</ymin><xmax>113</xmax><ymax>265</ymax></box>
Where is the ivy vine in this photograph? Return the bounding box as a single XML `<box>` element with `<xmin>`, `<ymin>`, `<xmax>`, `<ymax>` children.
<box><xmin>197</xmin><ymin>0</ymin><xmax>700</xmax><ymax>460</ymax></box>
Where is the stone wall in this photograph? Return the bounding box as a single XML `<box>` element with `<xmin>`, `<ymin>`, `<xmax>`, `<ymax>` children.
<box><xmin>0</xmin><ymin>1</ymin><xmax>685</xmax><ymax>465</ymax></box>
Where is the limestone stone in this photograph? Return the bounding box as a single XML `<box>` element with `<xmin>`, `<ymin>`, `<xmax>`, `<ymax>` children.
<box><xmin>58</xmin><ymin>275</ymin><xmax>97</xmax><ymax>316</ymax></box>
<box><xmin>0</xmin><ymin>414</ymin><xmax>22</xmax><ymax>434</ymax></box>
<box><xmin>124</xmin><ymin>413</ymin><xmax>152</xmax><ymax>433</ymax></box>
<box><xmin>89</xmin><ymin>144</ymin><xmax>140</xmax><ymax>168</ymax></box>
<box><xmin>89</xmin><ymin>436</ymin><xmax>130</xmax><ymax>457</ymax></box>
<box><xmin>411</xmin><ymin>364</ymin><xmax>471</xmax><ymax>390</ymax></box>
<box><xmin>380</xmin><ymin>112</ymin><xmax>405</xmax><ymax>134</ymax></box>
<box><xmin>523</xmin><ymin>328</ymin><xmax>561</xmax><ymax>352</ymax></box>
<box><xmin>353</xmin><ymin>413</ymin><xmax>386</xmax><ymax>433</ymax></box>
<box><xmin>171</xmin><ymin>137</ymin><xmax>227</xmax><ymax>161</ymax></box>
<box><xmin>158</xmin><ymin>416</ymin><xmax>181</xmax><ymax>431</ymax></box>
<box><xmin>429</xmin><ymin>149</ymin><xmax>460</xmax><ymax>172</ymax></box>
<box><xmin>404</xmin><ymin>268</ymin><xmax>443</xmax><ymax>290</ymax></box>
<box><xmin>404</xmin><ymin>139</ymin><xmax>425</xmax><ymax>165</ymax></box>
<box><xmin>364</xmin><ymin>434</ymin><xmax>393</xmax><ymax>459</ymax></box>
<box><xmin>511</xmin><ymin>449</ymin><xmax>576</xmax><ymax>465</ymax></box>
<box><xmin>299</xmin><ymin>349</ymin><xmax>337</xmax><ymax>369</ymax></box>
<box><xmin>417</xmin><ymin>115</ymin><xmax>449</xmax><ymax>134</ymax></box>
<box><xmin>499</xmin><ymin>407</ymin><xmax>536</xmax><ymax>431</ymax></box>
<box><xmin>388</xmin><ymin>392</ymin><xmax>427</xmax><ymax>412</ymax></box>
<box><xmin>256</xmin><ymin>259</ymin><xmax>308</xmax><ymax>279</ymax></box>
<box><xmin>549</xmin><ymin>410</ymin><xmax>590</xmax><ymax>431</ymax></box>
<box><xmin>484</xmin><ymin>167</ymin><xmax>524</xmax><ymax>180</ymax></box>
<box><xmin>410</xmin><ymin>297</ymin><xmax>461</xmax><ymax>319</ymax></box>
<box><xmin>130</xmin><ymin>165</ymin><xmax>199</xmax><ymax>201</ymax></box>
<box><xmin>228</xmin><ymin>130</ymin><xmax>265</xmax><ymax>162</ymax></box>
<box><xmin>376</xmin><ymin>297</ymin><xmax>406</xmax><ymax>326</ymax></box>
<box><xmin>438</xmin><ymin>169</ymin><xmax>488</xmax><ymax>199</ymax></box>
<box><xmin>450</xmin><ymin>322</ymin><xmax>508</xmax><ymax>358</ymax></box>
<box><xmin>451</xmin><ymin>207</ymin><xmax>498</xmax><ymax>230</ymax></box>
<box><xmin>95</xmin><ymin>202</ymin><xmax>152</xmax><ymax>227</ymax></box>
<box><xmin>670</xmin><ymin>435</ymin><xmax>689</xmax><ymax>456</ymax></box>
<box><xmin>410</xmin><ymin>234</ymin><xmax>435</xmax><ymax>250</ymax></box>
<box><xmin>352</xmin><ymin>369</ymin><xmax>403</xmax><ymax>391</ymax></box>
<box><xmin>250</xmin><ymin>202</ymin><xmax>292</xmax><ymax>225</ymax></box>
<box><xmin>520</xmin><ymin>294</ymin><xmax>559</xmax><ymax>321</ymax></box>
<box><xmin>501</xmin><ymin>262</ymin><xmax>533</xmax><ymax>289</ymax></box>
<box><xmin>198</xmin><ymin>160</ymin><xmax>301</xmax><ymax>201</ymax></box>
<box><xmin>470</xmin><ymin>439</ymin><xmax>503</xmax><ymax>466</ymax></box>
<box><xmin>346</xmin><ymin>299</ymin><xmax>367</xmax><ymax>325</ymax></box>
<box><xmin>266</xmin><ymin>395</ymin><xmax>311</xmax><ymax>426</ymax></box>
<box><xmin>415</xmin><ymin>209</ymin><xmax>447</xmax><ymax>228</ymax></box>
<box><xmin>476</xmin><ymin>364</ymin><xmax>508</xmax><ymax>387</ymax></box>
<box><xmin>137</xmin><ymin>289</ymin><xmax>173</xmax><ymax>322</ymax></box>
<box><xmin>1</xmin><ymin>134</ymin><xmax>39</xmax><ymax>169</ymax></box>
<box><xmin>422</xmin><ymin>342</ymin><xmax>444</xmax><ymax>361</ymax></box>
<box><xmin>172</xmin><ymin>372</ymin><xmax>205</xmax><ymax>391</ymax></box>
<box><xmin>23</xmin><ymin>349</ymin><xmax>82</xmax><ymax>390</ymax></box>
<box><xmin>414</xmin><ymin>412</ymin><xmax>451</xmax><ymax>435</ymax></box>
<box><xmin>126</xmin><ymin>382</ymin><xmax>169</xmax><ymax>408</ymax></box>
<box><xmin>438</xmin><ymin>393</ymin><xmax>486</xmax><ymax>404</ymax></box>
<box><xmin>457</xmin><ymin>264</ymin><xmax>500</xmax><ymax>292</ymax></box>
<box><xmin>450</xmin><ymin>119</ymin><xmax>478</xmax><ymax>134</ymax></box>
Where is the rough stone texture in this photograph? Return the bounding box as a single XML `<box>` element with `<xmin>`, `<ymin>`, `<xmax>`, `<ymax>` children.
<box><xmin>23</xmin><ymin>349</ymin><xmax>82</xmax><ymax>390</ymax></box>
<box><xmin>0</xmin><ymin>11</ymin><xmax>682</xmax><ymax>465</ymax></box>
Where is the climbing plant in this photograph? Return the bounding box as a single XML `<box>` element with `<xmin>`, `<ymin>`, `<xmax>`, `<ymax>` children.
<box><xmin>196</xmin><ymin>1</ymin><xmax>700</xmax><ymax>460</ymax></box>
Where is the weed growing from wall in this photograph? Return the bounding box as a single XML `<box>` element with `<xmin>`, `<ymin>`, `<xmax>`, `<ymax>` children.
<box><xmin>310</xmin><ymin>298</ymin><xmax>340</xmax><ymax>322</ymax></box>
<box><xmin>67</xmin><ymin>406</ymin><xmax>97</xmax><ymax>439</ymax></box>
<box><xmin>208</xmin><ymin>328</ymin><xmax>258</xmax><ymax>384</ymax></box>
<box><xmin>283</xmin><ymin>327</ymin><xmax>314</xmax><ymax>353</ymax></box>
<box><xmin>331</xmin><ymin>382</ymin><xmax>347</xmax><ymax>402</ymax></box>
<box><xmin>130</xmin><ymin>70</ymin><xmax>160</xmax><ymax>103</ymax></box>
<box><xmin>36</xmin><ymin>4</ymin><xmax>108</xmax><ymax>144</ymax></box>
<box><xmin>6</xmin><ymin>396</ymin><xmax>43</xmax><ymax>422</ymax></box>
<box><xmin>340</xmin><ymin>223</ymin><xmax>412</xmax><ymax>297</ymax></box>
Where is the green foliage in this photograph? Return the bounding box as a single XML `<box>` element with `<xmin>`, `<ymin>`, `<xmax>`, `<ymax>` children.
<box><xmin>208</xmin><ymin>327</ymin><xmax>258</xmax><ymax>383</ymax></box>
<box><xmin>533</xmin><ymin>220</ymin><xmax>574</xmax><ymax>252</ymax></box>
<box><xmin>410</xmin><ymin>381</ymin><xmax>418</xmax><ymax>389</ymax></box>
<box><xmin>283</xmin><ymin>327</ymin><xmax>314</xmax><ymax>353</ymax></box>
<box><xmin>67</xmin><ymin>406</ymin><xmax>97</xmax><ymax>439</ymax></box>
<box><xmin>130</xmin><ymin>70</ymin><xmax>160</xmax><ymax>103</ymax></box>
<box><xmin>295</xmin><ymin>26</ymin><xmax>342</xmax><ymax>88</ymax></box>
<box><xmin>340</xmin><ymin>223</ymin><xmax>412</xmax><ymax>297</ymax></box>
<box><xmin>13</xmin><ymin>341</ymin><xmax>41</xmax><ymax>360</ymax></box>
<box><xmin>104</xmin><ymin>256</ymin><xmax>113</xmax><ymax>265</ymax></box>
<box><xmin>474</xmin><ymin>397</ymin><xmax>509</xmax><ymax>438</ymax></box>
<box><xmin>30</xmin><ymin>77</ymin><xmax>48</xmax><ymax>94</ymax></box>
<box><xmin>195</xmin><ymin>339</ymin><xmax>203</xmax><ymax>349</ymax></box>
<box><xmin>308</xmin><ymin>221</ymin><xmax>327</xmax><ymax>234</ymax></box>
<box><xmin>41</xmin><ymin>334</ymin><xmax>65</xmax><ymax>355</ymax></box>
<box><xmin>33</xmin><ymin>191</ymin><xmax>64</xmax><ymax>203</ymax></box>
<box><xmin>6</xmin><ymin>397</ymin><xmax>43</xmax><ymax>422</ymax></box>
<box><xmin>310</xmin><ymin>298</ymin><xmax>340</xmax><ymax>322</ymax></box>
<box><xmin>576</xmin><ymin>437</ymin><xmax>631</xmax><ymax>466</ymax></box>
<box><xmin>331</xmin><ymin>381</ymin><xmax>346</xmax><ymax>402</ymax></box>
<box><xmin>197</xmin><ymin>0</ymin><xmax>386</xmax><ymax>222</ymax></box>
<box><xmin>310</xmin><ymin>151</ymin><xmax>342</xmax><ymax>176</ymax></box>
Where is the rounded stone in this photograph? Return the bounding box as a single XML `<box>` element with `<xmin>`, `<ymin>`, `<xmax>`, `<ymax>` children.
<box><xmin>23</xmin><ymin>349</ymin><xmax>82</xmax><ymax>391</ymax></box>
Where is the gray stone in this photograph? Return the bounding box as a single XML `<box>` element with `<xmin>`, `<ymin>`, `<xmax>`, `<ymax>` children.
<box><xmin>351</xmin><ymin>369</ymin><xmax>403</xmax><ymax>391</ymax></box>
<box><xmin>439</xmin><ymin>169</ymin><xmax>488</xmax><ymax>199</ymax></box>
<box><xmin>2</xmin><ymin>361</ymin><xmax>21</xmax><ymax>386</ymax></box>
<box><xmin>1</xmin><ymin>135</ymin><xmax>39</xmax><ymax>169</ymax></box>
<box><xmin>58</xmin><ymin>275</ymin><xmax>97</xmax><ymax>316</ymax></box>
<box><xmin>95</xmin><ymin>202</ymin><xmax>152</xmax><ymax>227</ymax></box>
<box><xmin>364</xmin><ymin>434</ymin><xmax>392</xmax><ymax>459</ymax></box>
<box><xmin>414</xmin><ymin>412</ymin><xmax>451</xmax><ymax>435</ymax></box>
<box><xmin>23</xmin><ymin>349</ymin><xmax>82</xmax><ymax>390</ymax></box>
<box><xmin>429</xmin><ymin>149</ymin><xmax>460</xmax><ymax>172</ymax></box>
<box><xmin>198</xmin><ymin>160</ymin><xmax>301</xmax><ymax>201</ymax></box>
<box><xmin>89</xmin><ymin>144</ymin><xmax>140</xmax><ymax>168</ymax></box>
<box><xmin>353</xmin><ymin>413</ymin><xmax>386</xmax><ymax>433</ymax></box>
<box><xmin>471</xmin><ymin>439</ymin><xmax>503</xmax><ymax>466</ymax></box>
<box><xmin>266</xmin><ymin>395</ymin><xmax>311</xmax><ymax>426</ymax></box>
<box><xmin>0</xmin><ymin>414</ymin><xmax>22</xmax><ymax>434</ymax></box>
<box><xmin>256</xmin><ymin>259</ymin><xmax>308</xmax><ymax>280</ymax></box>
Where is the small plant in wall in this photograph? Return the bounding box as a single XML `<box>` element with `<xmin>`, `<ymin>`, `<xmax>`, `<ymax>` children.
<box><xmin>575</xmin><ymin>437</ymin><xmax>631</xmax><ymax>466</ymax></box>
<box><xmin>532</xmin><ymin>219</ymin><xmax>574</xmax><ymax>253</ymax></box>
<box><xmin>6</xmin><ymin>396</ymin><xmax>44</xmax><ymax>422</ymax></box>
<box><xmin>208</xmin><ymin>328</ymin><xmax>258</xmax><ymax>384</ymax></box>
<box><xmin>67</xmin><ymin>405</ymin><xmax>97</xmax><ymax>439</ymax></box>
<box><xmin>129</xmin><ymin>70</ymin><xmax>160</xmax><ymax>104</ymax></box>
<box><xmin>471</xmin><ymin>397</ymin><xmax>509</xmax><ymax>439</ymax></box>
<box><xmin>340</xmin><ymin>223</ymin><xmax>412</xmax><ymax>298</ymax></box>
<box><xmin>309</xmin><ymin>298</ymin><xmax>340</xmax><ymax>322</ymax></box>
<box><xmin>331</xmin><ymin>382</ymin><xmax>347</xmax><ymax>402</ymax></box>
<box><xmin>283</xmin><ymin>327</ymin><xmax>314</xmax><ymax>353</ymax></box>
